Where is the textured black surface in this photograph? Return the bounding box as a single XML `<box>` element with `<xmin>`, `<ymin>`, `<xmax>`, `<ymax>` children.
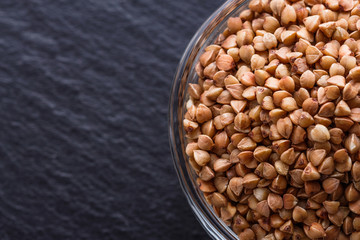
<box><xmin>0</xmin><ymin>0</ymin><xmax>221</xmax><ymax>239</ymax></box>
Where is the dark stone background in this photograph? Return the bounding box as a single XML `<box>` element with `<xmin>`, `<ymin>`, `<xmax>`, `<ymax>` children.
<box><xmin>0</xmin><ymin>0</ymin><xmax>222</xmax><ymax>239</ymax></box>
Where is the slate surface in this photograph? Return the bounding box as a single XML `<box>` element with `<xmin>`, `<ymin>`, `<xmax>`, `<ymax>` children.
<box><xmin>0</xmin><ymin>0</ymin><xmax>222</xmax><ymax>239</ymax></box>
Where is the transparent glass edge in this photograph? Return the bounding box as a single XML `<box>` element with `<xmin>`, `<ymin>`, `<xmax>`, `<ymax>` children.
<box><xmin>168</xmin><ymin>0</ymin><xmax>248</xmax><ymax>239</ymax></box>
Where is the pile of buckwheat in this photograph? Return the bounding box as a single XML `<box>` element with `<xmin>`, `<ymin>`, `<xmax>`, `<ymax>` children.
<box><xmin>183</xmin><ymin>0</ymin><xmax>360</xmax><ymax>239</ymax></box>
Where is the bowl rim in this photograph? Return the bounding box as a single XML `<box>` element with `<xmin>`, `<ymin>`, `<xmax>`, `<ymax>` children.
<box><xmin>168</xmin><ymin>0</ymin><xmax>248</xmax><ymax>239</ymax></box>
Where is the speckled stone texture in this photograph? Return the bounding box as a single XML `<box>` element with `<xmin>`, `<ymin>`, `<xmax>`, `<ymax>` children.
<box><xmin>0</xmin><ymin>0</ymin><xmax>221</xmax><ymax>239</ymax></box>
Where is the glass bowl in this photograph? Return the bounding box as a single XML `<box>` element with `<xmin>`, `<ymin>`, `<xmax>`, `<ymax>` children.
<box><xmin>169</xmin><ymin>0</ymin><xmax>250</xmax><ymax>239</ymax></box>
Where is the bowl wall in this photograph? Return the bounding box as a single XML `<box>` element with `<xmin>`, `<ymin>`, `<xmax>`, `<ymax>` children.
<box><xmin>169</xmin><ymin>0</ymin><xmax>250</xmax><ymax>239</ymax></box>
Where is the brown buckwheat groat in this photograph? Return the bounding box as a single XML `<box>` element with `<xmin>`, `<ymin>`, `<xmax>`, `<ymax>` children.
<box><xmin>183</xmin><ymin>0</ymin><xmax>360</xmax><ymax>239</ymax></box>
